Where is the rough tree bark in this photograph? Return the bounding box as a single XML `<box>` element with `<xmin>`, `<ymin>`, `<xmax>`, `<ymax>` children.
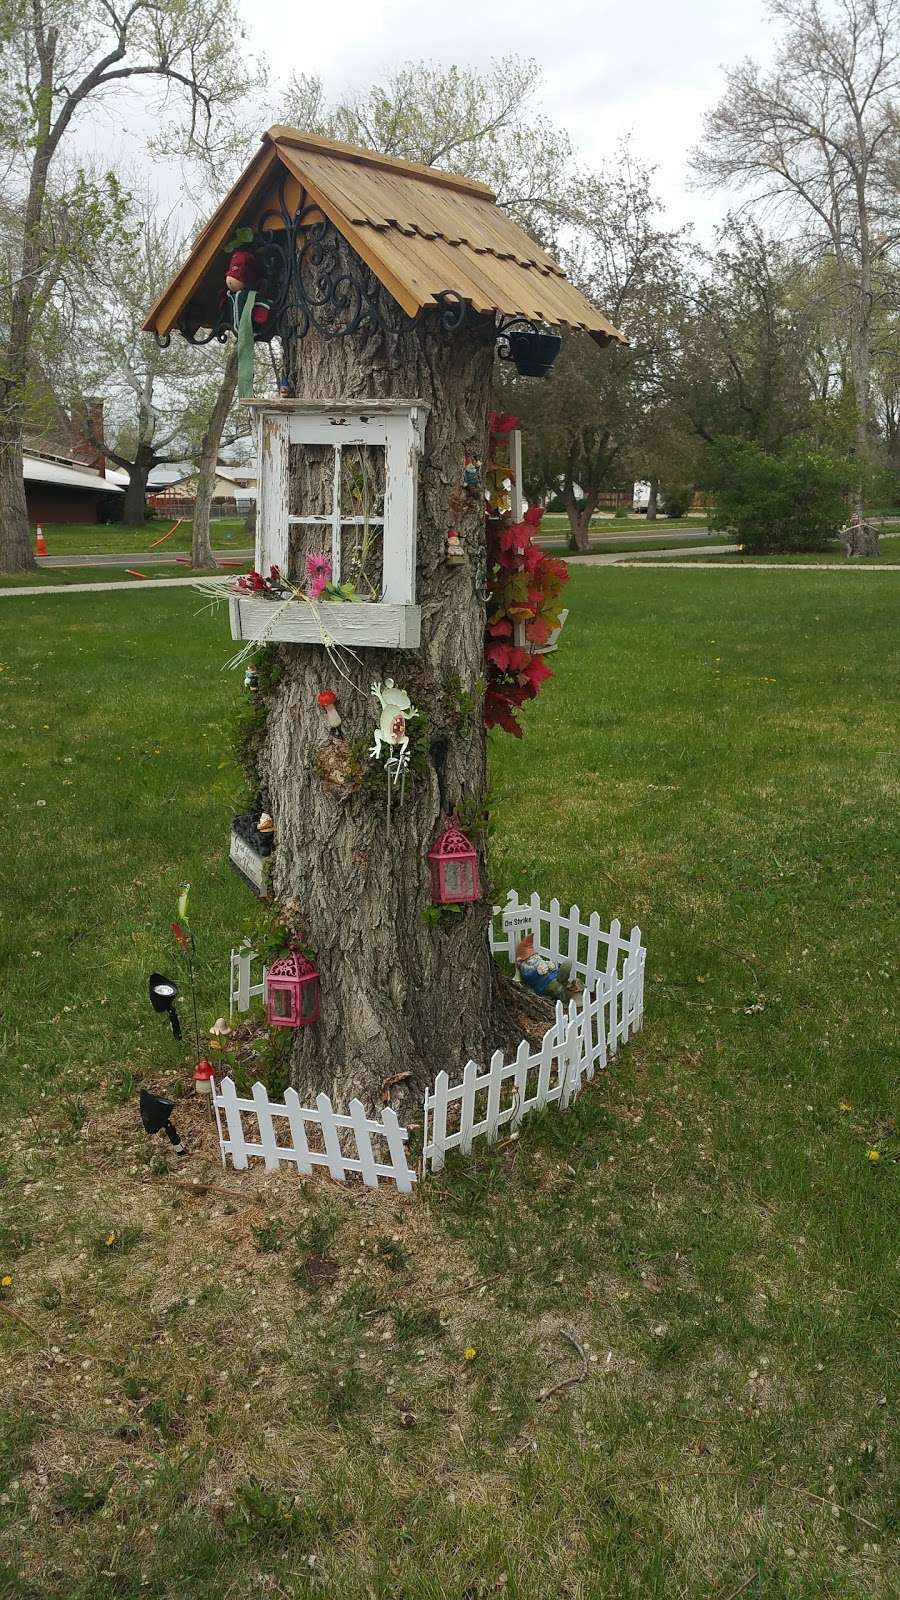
<box><xmin>121</xmin><ymin>447</ymin><xmax>155</xmax><ymax>528</ymax></box>
<box><xmin>646</xmin><ymin>477</ymin><xmax>659</xmax><ymax>521</ymax></box>
<box><xmin>0</xmin><ymin>427</ymin><xmax>34</xmax><ymax>571</ymax></box>
<box><xmin>253</xmin><ymin>305</ymin><xmax>499</xmax><ymax>1113</ymax></box>
<box><xmin>563</xmin><ymin>487</ymin><xmax>598</xmax><ymax>552</ymax></box>
<box><xmin>193</xmin><ymin>345</ymin><xmax>239</xmax><ymax>567</ymax></box>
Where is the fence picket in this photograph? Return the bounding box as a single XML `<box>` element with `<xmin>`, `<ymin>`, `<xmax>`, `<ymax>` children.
<box><xmin>458</xmin><ymin>1060</ymin><xmax>478</xmax><ymax>1154</ymax></box>
<box><xmin>560</xmin><ymin>998</ymin><xmax>581</xmax><ymax>1109</ymax></box>
<box><xmin>218</xmin><ymin>1075</ymin><xmax>246</xmax><ymax>1169</ymax></box>
<box><xmin>381</xmin><ymin>1106</ymin><xmax>416</xmax><ymax>1193</ymax></box>
<box><xmin>282</xmin><ymin>1087</ymin><xmax>313</xmax><ymax>1175</ymax></box>
<box><xmin>510</xmin><ymin>1038</ymin><xmax>530</xmax><ymax>1132</ymax></box>
<box><xmin>252</xmin><ymin>1081</ymin><xmax>280</xmax><ymax>1170</ymax></box>
<box><xmin>485</xmin><ymin>1049</ymin><xmax>504</xmax><ymax>1142</ymax></box>
<box><xmin>585</xmin><ymin>911</ymin><xmax>602</xmax><ymax>989</ymax></box>
<box><xmin>316</xmin><ymin>1092</ymin><xmax>346</xmax><ymax>1181</ymax></box>
<box><xmin>348</xmin><ymin>1099</ymin><xmax>378</xmax><ymax>1186</ymax></box>
<box><xmin>548</xmin><ymin>897</ymin><xmax>562</xmax><ymax>964</ymax></box>
<box><xmin>428</xmin><ymin>1070</ymin><xmax>450</xmax><ymax>1173</ymax></box>
<box><xmin>566</xmin><ymin>904</ymin><xmax>581</xmax><ymax>973</ymax></box>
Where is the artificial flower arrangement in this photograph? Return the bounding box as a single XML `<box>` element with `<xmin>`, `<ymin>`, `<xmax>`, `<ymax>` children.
<box><xmin>484</xmin><ymin>504</ymin><xmax>569</xmax><ymax>737</ymax></box>
<box><xmin>231</xmin><ymin>554</ymin><xmax>363</xmax><ymax>605</ymax></box>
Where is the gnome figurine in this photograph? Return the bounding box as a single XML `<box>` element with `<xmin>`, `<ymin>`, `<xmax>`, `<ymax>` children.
<box><xmin>515</xmin><ymin>933</ymin><xmax>572</xmax><ymax>999</ymax></box>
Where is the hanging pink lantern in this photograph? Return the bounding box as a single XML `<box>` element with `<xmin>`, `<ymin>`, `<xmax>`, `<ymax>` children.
<box><xmin>265</xmin><ymin>949</ymin><xmax>321</xmax><ymax>1028</ymax></box>
<box><xmin>428</xmin><ymin>823</ymin><xmax>480</xmax><ymax>905</ymax></box>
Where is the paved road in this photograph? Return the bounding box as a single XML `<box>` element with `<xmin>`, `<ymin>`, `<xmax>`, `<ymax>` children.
<box><xmin>0</xmin><ymin>575</ymin><xmax>225</xmax><ymax>598</ymax></box>
<box><xmin>578</xmin><ymin>543</ymin><xmax>740</xmax><ymax>564</ymax></box>
<box><xmin>37</xmin><ymin>548</ymin><xmax>252</xmax><ymax>568</ymax></box>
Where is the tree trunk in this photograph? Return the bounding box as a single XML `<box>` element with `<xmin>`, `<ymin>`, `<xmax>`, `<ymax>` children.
<box><xmin>254</xmin><ymin>306</ymin><xmax>498</xmax><ymax>1113</ymax></box>
<box><xmin>564</xmin><ymin>495</ymin><xmax>592</xmax><ymax>552</ymax></box>
<box><xmin>0</xmin><ymin>417</ymin><xmax>35</xmax><ymax>572</ymax></box>
<box><xmin>122</xmin><ymin>453</ymin><xmax>152</xmax><ymax>528</ymax></box>
<box><xmin>193</xmin><ymin>346</ymin><xmax>238</xmax><ymax>568</ymax></box>
<box><xmin>646</xmin><ymin>477</ymin><xmax>659</xmax><ymax>521</ymax></box>
<box><xmin>840</xmin><ymin>516</ymin><xmax>880</xmax><ymax>558</ymax></box>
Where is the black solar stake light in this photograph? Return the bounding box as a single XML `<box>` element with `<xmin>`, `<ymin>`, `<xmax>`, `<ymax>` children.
<box><xmin>139</xmin><ymin>1089</ymin><xmax>187</xmax><ymax>1155</ymax></box>
<box><xmin>148</xmin><ymin>973</ymin><xmax>182</xmax><ymax>1040</ymax></box>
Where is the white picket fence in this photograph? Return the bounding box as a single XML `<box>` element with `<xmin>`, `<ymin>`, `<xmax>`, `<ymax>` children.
<box><xmin>229</xmin><ymin>939</ymin><xmax>267</xmax><ymax>1019</ymax></box>
<box><xmin>422</xmin><ymin>894</ymin><xmax>645</xmax><ymax>1175</ymax></box>
<box><xmin>219</xmin><ymin>893</ymin><xmax>646</xmax><ymax>1191</ymax></box>
<box><xmin>213</xmin><ymin>1076</ymin><xmax>417</xmax><ymax>1192</ymax></box>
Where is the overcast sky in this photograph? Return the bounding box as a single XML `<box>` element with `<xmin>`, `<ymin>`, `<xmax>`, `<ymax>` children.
<box><xmin>248</xmin><ymin>0</ymin><xmax>775</xmax><ymax>234</ymax></box>
<box><xmin>78</xmin><ymin>0</ymin><xmax>776</xmax><ymax>239</ymax></box>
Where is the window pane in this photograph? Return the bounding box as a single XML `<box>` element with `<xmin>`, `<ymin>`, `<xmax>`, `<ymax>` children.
<box><xmin>271</xmin><ymin>988</ymin><xmax>292</xmax><ymax>1018</ymax></box>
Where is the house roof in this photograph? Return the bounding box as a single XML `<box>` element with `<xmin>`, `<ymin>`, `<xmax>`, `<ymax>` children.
<box><xmin>24</xmin><ymin>456</ymin><xmax>123</xmax><ymax>494</ymax></box>
<box><xmin>143</xmin><ymin>127</ymin><xmax>624</xmax><ymax>345</ymax></box>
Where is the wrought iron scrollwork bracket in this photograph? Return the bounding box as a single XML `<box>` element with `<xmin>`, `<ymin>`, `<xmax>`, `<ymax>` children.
<box><xmin>168</xmin><ymin>176</ymin><xmax>475</xmax><ymax>350</ymax></box>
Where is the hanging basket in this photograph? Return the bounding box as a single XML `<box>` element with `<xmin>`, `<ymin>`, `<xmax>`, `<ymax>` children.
<box><xmin>507</xmin><ymin>330</ymin><xmax>562</xmax><ymax>378</ymax></box>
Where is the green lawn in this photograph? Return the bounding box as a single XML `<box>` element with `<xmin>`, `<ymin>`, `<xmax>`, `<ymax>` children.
<box><xmin>0</xmin><ymin>572</ymin><xmax>897</xmax><ymax>1599</ymax></box>
<box><xmin>30</xmin><ymin>517</ymin><xmax>248</xmax><ymax>556</ymax></box>
<box><xmin>650</xmin><ymin>536</ymin><xmax>900</xmax><ymax>565</ymax></box>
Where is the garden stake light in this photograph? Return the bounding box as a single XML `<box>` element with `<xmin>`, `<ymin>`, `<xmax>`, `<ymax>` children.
<box><xmin>148</xmin><ymin>973</ymin><xmax>182</xmax><ymax>1040</ymax></box>
<box><xmin>139</xmin><ymin>1090</ymin><xmax>186</xmax><ymax>1155</ymax></box>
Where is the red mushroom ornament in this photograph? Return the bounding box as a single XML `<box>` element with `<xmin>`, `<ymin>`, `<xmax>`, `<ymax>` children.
<box><xmin>192</xmin><ymin>1059</ymin><xmax>215</xmax><ymax>1097</ymax></box>
<box><xmin>317</xmin><ymin>690</ymin><xmax>342</xmax><ymax>731</ymax></box>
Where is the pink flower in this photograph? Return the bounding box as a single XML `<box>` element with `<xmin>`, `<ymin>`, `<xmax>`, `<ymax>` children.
<box><xmin>306</xmin><ymin>552</ymin><xmax>332</xmax><ymax>598</ymax></box>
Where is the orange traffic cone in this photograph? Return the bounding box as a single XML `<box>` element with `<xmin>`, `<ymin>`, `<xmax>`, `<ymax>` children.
<box><xmin>35</xmin><ymin>526</ymin><xmax>48</xmax><ymax>557</ymax></box>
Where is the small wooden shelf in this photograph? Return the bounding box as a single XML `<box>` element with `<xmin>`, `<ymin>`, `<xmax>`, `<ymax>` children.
<box><xmin>229</xmin><ymin>595</ymin><xmax>422</xmax><ymax>649</ymax></box>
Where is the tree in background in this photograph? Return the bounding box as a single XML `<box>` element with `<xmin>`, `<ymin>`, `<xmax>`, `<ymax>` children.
<box><xmin>670</xmin><ymin>221</ymin><xmax>824</xmax><ymax>455</ymax></box>
<box><xmin>692</xmin><ymin>0</ymin><xmax>900</xmax><ymax>553</ymax></box>
<box><xmin>0</xmin><ymin>0</ymin><xmax>255</xmax><ymax>571</ymax></box>
<box><xmin>61</xmin><ymin>202</ymin><xmax>220</xmax><ymax>528</ymax></box>
<box><xmin>505</xmin><ymin>150</ymin><xmax>686</xmax><ymax>548</ymax></box>
<box><xmin>283</xmin><ymin>60</ymin><xmax>574</xmax><ymax>239</ymax></box>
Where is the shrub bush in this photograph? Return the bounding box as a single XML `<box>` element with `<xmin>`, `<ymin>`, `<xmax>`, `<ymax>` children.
<box><xmin>661</xmin><ymin>484</ymin><xmax>693</xmax><ymax>519</ymax></box>
<box><xmin>706</xmin><ymin>439</ymin><xmax>853</xmax><ymax>553</ymax></box>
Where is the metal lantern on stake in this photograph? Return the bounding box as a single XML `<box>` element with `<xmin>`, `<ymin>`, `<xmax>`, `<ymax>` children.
<box><xmin>428</xmin><ymin>823</ymin><xmax>480</xmax><ymax>905</ymax></box>
<box><xmin>265</xmin><ymin>949</ymin><xmax>321</xmax><ymax>1028</ymax></box>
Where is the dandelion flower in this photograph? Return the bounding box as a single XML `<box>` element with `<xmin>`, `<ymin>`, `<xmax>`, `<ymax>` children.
<box><xmin>464</xmin><ymin>1346</ymin><xmax>477</xmax><ymax>1361</ymax></box>
<box><xmin>839</xmin><ymin>1101</ymin><xmax>852</xmax><ymax>1113</ymax></box>
<box><xmin>105</xmin><ymin>1233</ymin><xmax>117</xmax><ymax>1246</ymax></box>
<box><xmin>696</xmin><ymin>975</ymin><xmax>706</xmax><ymax>985</ymax></box>
<box><xmin>866</xmin><ymin>1150</ymin><xmax>880</xmax><ymax>1163</ymax></box>
<box><xmin>1</xmin><ymin>1275</ymin><xmax>12</xmax><ymax>1288</ymax></box>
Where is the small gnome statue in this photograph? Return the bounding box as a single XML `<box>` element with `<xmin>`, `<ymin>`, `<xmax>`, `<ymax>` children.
<box><xmin>446</xmin><ymin>528</ymin><xmax>465</xmax><ymax>566</ymax></box>
<box><xmin>462</xmin><ymin>455</ymin><xmax>481</xmax><ymax>496</ymax></box>
<box><xmin>244</xmin><ymin>663</ymin><xmax>259</xmax><ymax>692</ymax></box>
<box><xmin>256</xmin><ymin>813</ymin><xmax>275</xmax><ymax>855</ymax></box>
<box><xmin>224</xmin><ymin>238</ymin><xmax>269</xmax><ymax>396</ymax></box>
<box><xmin>515</xmin><ymin>933</ymin><xmax>572</xmax><ymax>999</ymax></box>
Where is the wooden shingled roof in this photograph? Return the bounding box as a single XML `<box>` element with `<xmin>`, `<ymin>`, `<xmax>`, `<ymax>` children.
<box><xmin>143</xmin><ymin>127</ymin><xmax>624</xmax><ymax>344</ymax></box>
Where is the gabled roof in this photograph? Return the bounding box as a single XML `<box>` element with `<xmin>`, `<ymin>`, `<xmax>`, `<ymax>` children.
<box><xmin>143</xmin><ymin>127</ymin><xmax>624</xmax><ymax>345</ymax></box>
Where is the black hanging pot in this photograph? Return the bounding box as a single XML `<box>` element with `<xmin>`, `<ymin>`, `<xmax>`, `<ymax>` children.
<box><xmin>508</xmin><ymin>329</ymin><xmax>562</xmax><ymax>378</ymax></box>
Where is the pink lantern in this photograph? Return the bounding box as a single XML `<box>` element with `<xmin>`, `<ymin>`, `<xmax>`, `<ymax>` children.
<box><xmin>428</xmin><ymin>823</ymin><xmax>480</xmax><ymax>905</ymax></box>
<box><xmin>265</xmin><ymin>949</ymin><xmax>321</xmax><ymax>1028</ymax></box>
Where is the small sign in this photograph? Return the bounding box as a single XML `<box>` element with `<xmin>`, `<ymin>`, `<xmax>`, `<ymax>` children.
<box><xmin>502</xmin><ymin>907</ymin><xmax>533</xmax><ymax>933</ymax></box>
<box><xmin>230</xmin><ymin>830</ymin><xmax>265</xmax><ymax>897</ymax></box>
